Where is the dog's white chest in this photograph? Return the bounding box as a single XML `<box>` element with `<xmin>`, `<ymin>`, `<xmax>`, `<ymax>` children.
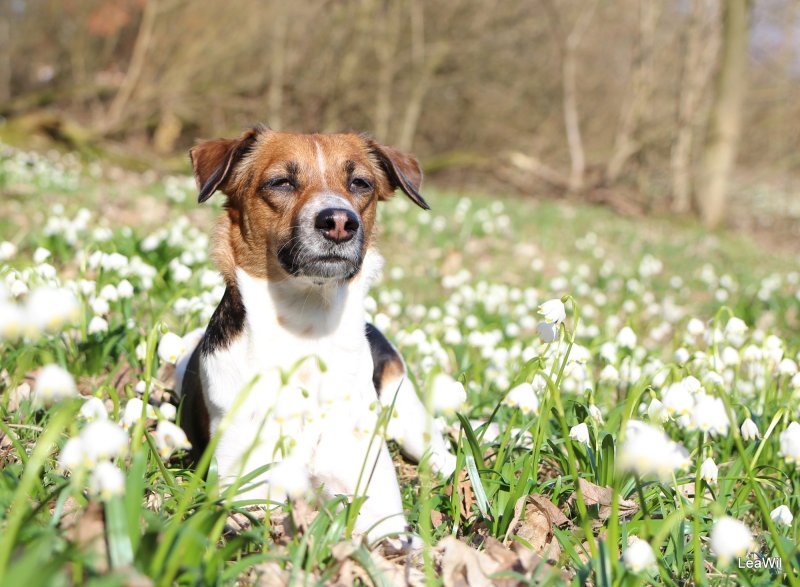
<box><xmin>200</xmin><ymin>268</ymin><xmax>376</xmax><ymax>471</ymax></box>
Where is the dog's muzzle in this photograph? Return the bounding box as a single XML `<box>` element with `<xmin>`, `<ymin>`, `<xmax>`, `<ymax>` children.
<box><xmin>278</xmin><ymin>196</ymin><xmax>364</xmax><ymax>280</ymax></box>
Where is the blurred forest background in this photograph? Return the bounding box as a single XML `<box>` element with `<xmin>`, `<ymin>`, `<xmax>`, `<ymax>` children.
<box><xmin>1</xmin><ymin>0</ymin><xmax>799</xmax><ymax>238</ymax></box>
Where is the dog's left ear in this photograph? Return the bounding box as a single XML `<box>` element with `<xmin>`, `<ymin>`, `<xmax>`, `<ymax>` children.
<box><xmin>190</xmin><ymin>126</ymin><xmax>263</xmax><ymax>203</ymax></box>
<box><xmin>364</xmin><ymin>138</ymin><xmax>429</xmax><ymax>210</ymax></box>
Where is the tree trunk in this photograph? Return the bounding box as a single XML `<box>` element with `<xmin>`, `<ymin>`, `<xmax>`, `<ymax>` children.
<box><xmin>104</xmin><ymin>0</ymin><xmax>159</xmax><ymax>132</ymax></box>
<box><xmin>697</xmin><ymin>0</ymin><xmax>750</xmax><ymax>228</ymax></box>
<box><xmin>0</xmin><ymin>15</ymin><xmax>9</xmax><ymax>104</ymax></box>
<box><xmin>373</xmin><ymin>0</ymin><xmax>401</xmax><ymax>141</ymax></box>
<box><xmin>397</xmin><ymin>0</ymin><xmax>446</xmax><ymax>152</ymax></box>
<box><xmin>561</xmin><ymin>2</ymin><xmax>598</xmax><ymax>193</ymax></box>
<box><xmin>606</xmin><ymin>0</ymin><xmax>659</xmax><ymax>184</ymax></box>
<box><xmin>267</xmin><ymin>1</ymin><xmax>288</xmax><ymax>129</ymax></box>
<box><xmin>670</xmin><ymin>0</ymin><xmax>718</xmax><ymax>214</ymax></box>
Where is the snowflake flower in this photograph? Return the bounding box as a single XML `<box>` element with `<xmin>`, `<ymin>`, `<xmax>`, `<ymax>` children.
<box><xmin>623</xmin><ymin>538</ymin><xmax>656</xmax><ymax>573</ymax></box>
<box><xmin>538</xmin><ymin>299</ymin><xmax>566</xmax><ymax>325</ymax></box>
<box><xmin>34</xmin><ymin>364</ymin><xmax>78</xmax><ymax>406</ymax></box>
<box><xmin>770</xmin><ymin>505</ymin><xmax>793</xmax><ymax>526</ymax></box>
<box><xmin>710</xmin><ymin>517</ymin><xmax>753</xmax><ymax>565</ymax></box>
<box><xmin>699</xmin><ymin>457</ymin><xmax>718</xmax><ymax>484</ymax></box>
<box><xmin>430</xmin><ymin>373</ymin><xmax>467</xmax><ymax>416</ymax></box>
<box><xmin>153</xmin><ymin>421</ymin><xmax>191</xmax><ymax>459</ymax></box>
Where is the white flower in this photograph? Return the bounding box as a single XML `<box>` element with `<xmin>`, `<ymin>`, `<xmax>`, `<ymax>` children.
<box><xmin>569</xmin><ymin>423</ymin><xmax>590</xmax><ymax>446</ymax></box>
<box><xmin>33</xmin><ymin>247</ymin><xmax>51</xmax><ymax>264</ymax></box>
<box><xmin>724</xmin><ymin>317</ymin><xmax>748</xmax><ymax>348</ymax></box>
<box><xmin>58</xmin><ymin>437</ymin><xmax>88</xmax><ymax>472</ymax></box>
<box><xmin>504</xmin><ymin>382</ymin><xmax>540</xmax><ymax>416</ymax></box>
<box><xmin>267</xmin><ymin>457</ymin><xmax>311</xmax><ymax>501</ymax></box>
<box><xmin>116</xmin><ymin>279</ymin><xmax>134</xmax><ymax>298</ymax></box>
<box><xmin>153</xmin><ymin>421</ymin><xmax>191</xmax><ymax>459</ymax></box>
<box><xmin>0</xmin><ymin>241</ymin><xmax>17</xmax><ymax>261</ymax></box>
<box><xmin>721</xmin><ymin>347</ymin><xmax>740</xmax><ymax>367</ymax></box>
<box><xmin>34</xmin><ymin>364</ymin><xmax>78</xmax><ymax>405</ymax></box>
<box><xmin>616</xmin><ymin>326</ymin><xmax>637</xmax><ymax>349</ymax></box>
<box><xmin>681</xmin><ymin>376</ymin><xmax>702</xmax><ymax>394</ymax></box>
<box><xmin>740</xmin><ymin>418</ymin><xmax>760</xmax><ymax>441</ymax></box>
<box><xmin>779</xmin><ymin>421</ymin><xmax>800</xmax><ymax>465</ymax></box>
<box><xmin>90</xmin><ymin>297</ymin><xmax>110</xmax><ymax>316</ymax></box>
<box><xmin>79</xmin><ymin>397</ymin><xmax>108</xmax><ymax>422</ymax></box>
<box><xmin>691</xmin><ymin>394</ymin><xmax>729</xmax><ymax>436</ymax></box>
<box><xmin>158</xmin><ymin>402</ymin><xmax>177</xmax><ymax>422</ymax></box>
<box><xmin>623</xmin><ymin>538</ymin><xmax>656</xmax><ymax>573</ymax></box>
<box><xmin>791</xmin><ymin>372</ymin><xmax>800</xmax><ymax>391</ymax></box>
<box><xmin>0</xmin><ymin>301</ymin><xmax>26</xmax><ymax>340</ymax></box>
<box><xmin>135</xmin><ymin>341</ymin><xmax>147</xmax><ymax>362</ymax></box>
<box><xmin>699</xmin><ymin>457</ymin><xmax>718</xmax><ymax>484</ymax></box>
<box><xmin>98</xmin><ymin>284</ymin><xmax>118</xmax><ymax>302</ymax></box>
<box><xmin>588</xmin><ymin>404</ymin><xmax>604</xmax><ymax>425</ymax></box>
<box><xmin>89</xmin><ymin>462</ymin><xmax>125</xmax><ymax>500</ymax></box>
<box><xmin>647</xmin><ymin>398</ymin><xmax>669</xmax><ymax>423</ymax></box>
<box><xmin>87</xmin><ymin>315</ymin><xmax>109</xmax><ymax>335</ymax></box>
<box><xmin>599</xmin><ymin>364</ymin><xmax>619</xmax><ymax>384</ymax></box>
<box><xmin>80</xmin><ymin>420</ymin><xmax>128</xmax><ymax>464</ymax></box>
<box><xmin>673</xmin><ymin>347</ymin><xmax>690</xmax><ymax>364</ymax></box>
<box><xmin>100</xmin><ymin>252</ymin><xmax>128</xmax><ymax>272</ymax></box>
<box><xmin>619</xmin><ymin>420</ymin><xmax>689</xmax><ymax>480</ymax></box>
<box><xmin>770</xmin><ymin>505</ymin><xmax>793</xmax><ymax>526</ymax></box>
<box><xmin>158</xmin><ymin>332</ymin><xmax>187</xmax><ymax>365</ymax></box>
<box><xmin>8</xmin><ymin>279</ymin><xmax>27</xmax><ymax>298</ymax></box>
<box><xmin>537</xmin><ymin>321</ymin><xmax>559</xmax><ymax>343</ymax></box>
<box><xmin>430</xmin><ymin>373</ymin><xmax>467</xmax><ymax>416</ymax></box>
<box><xmin>26</xmin><ymin>287</ymin><xmax>80</xmax><ymax>333</ymax></box>
<box><xmin>538</xmin><ymin>299</ymin><xmax>566</xmax><ymax>325</ymax></box>
<box><xmin>121</xmin><ymin>398</ymin><xmax>156</xmax><ymax>430</ymax></box>
<box><xmin>171</xmin><ymin>262</ymin><xmax>192</xmax><ymax>283</ymax></box>
<box><xmin>662</xmin><ymin>383</ymin><xmax>693</xmax><ymax>417</ymax></box>
<box><xmin>710</xmin><ymin>517</ymin><xmax>753</xmax><ymax>565</ymax></box>
<box><xmin>741</xmin><ymin>344</ymin><xmax>763</xmax><ymax>363</ymax></box>
<box><xmin>686</xmin><ymin>318</ymin><xmax>705</xmax><ymax>337</ymax></box>
<box><xmin>777</xmin><ymin>359</ymin><xmax>798</xmax><ymax>376</ymax></box>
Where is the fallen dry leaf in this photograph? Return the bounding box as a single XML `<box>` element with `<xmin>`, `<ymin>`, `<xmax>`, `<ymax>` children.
<box><xmin>289</xmin><ymin>498</ymin><xmax>317</xmax><ymax>535</ymax></box>
<box><xmin>367</xmin><ymin>548</ymin><xmax>427</xmax><ymax>587</ymax></box>
<box><xmin>529</xmin><ymin>494</ymin><xmax>570</xmax><ymax>527</ymax></box>
<box><xmin>503</xmin><ymin>493</ymin><xmax>567</xmax><ymax>563</ymax></box>
<box><xmin>568</xmin><ymin>478</ymin><xmax>638</xmax><ymax>523</ymax></box>
<box><xmin>444</xmin><ymin>470</ymin><xmax>476</xmax><ymax>521</ymax></box>
<box><xmin>437</xmin><ymin>536</ymin><xmax>499</xmax><ymax>587</ymax></box>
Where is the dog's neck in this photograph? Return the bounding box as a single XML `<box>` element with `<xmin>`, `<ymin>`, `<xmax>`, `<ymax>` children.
<box><xmin>233</xmin><ymin>249</ymin><xmax>383</xmax><ymax>340</ymax></box>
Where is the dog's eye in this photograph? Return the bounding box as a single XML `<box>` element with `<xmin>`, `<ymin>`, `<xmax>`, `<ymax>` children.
<box><xmin>349</xmin><ymin>177</ymin><xmax>372</xmax><ymax>192</ymax></box>
<box><xmin>264</xmin><ymin>177</ymin><xmax>294</xmax><ymax>191</ymax></box>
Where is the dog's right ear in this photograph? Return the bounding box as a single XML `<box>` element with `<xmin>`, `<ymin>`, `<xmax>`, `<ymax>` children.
<box><xmin>190</xmin><ymin>126</ymin><xmax>264</xmax><ymax>203</ymax></box>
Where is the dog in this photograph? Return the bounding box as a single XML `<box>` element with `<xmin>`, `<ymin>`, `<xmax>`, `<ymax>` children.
<box><xmin>175</xmin><ymin>125</ymin><xmax>456</xmax><ymax>547</ymax></box>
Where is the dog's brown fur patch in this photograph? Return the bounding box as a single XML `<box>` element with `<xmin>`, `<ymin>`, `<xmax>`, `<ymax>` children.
<box><xmin>190</xmin><ymin>128</ymin><xmax>423</xmax><ymax>286</ymax></box>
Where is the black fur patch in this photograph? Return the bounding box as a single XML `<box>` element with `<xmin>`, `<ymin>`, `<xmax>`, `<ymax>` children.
<box><xmin>200</xmin><ymin>285</ymin><xmax>246</xmax><ymax>357</ymax></box>
<box><xmin>365</xmin><ymin>323</ymin><xmax>404</xmax><ymax>397</ymax></box>
<box><xmin>178</xmin><ymin>344</ymin><xmax>209</xmax><ymax>461</ymax></box>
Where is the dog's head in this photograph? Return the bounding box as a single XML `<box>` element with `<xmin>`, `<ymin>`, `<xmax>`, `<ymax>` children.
<box><xmin>189</xmin><ymin>125</ymin><xmax>427</xmax><ymax>284</ymax></box>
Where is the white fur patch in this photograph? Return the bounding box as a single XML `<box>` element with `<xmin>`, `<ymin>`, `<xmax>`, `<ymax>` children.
<box><xmin>314</xmin><ymin>140</ymin><xmax>328</xmax><ymax>190</ymax></box>
<box><xmin>196</xmin><ymin>264</ymin><xmax>408</xmax><ymax>540</ymax></box>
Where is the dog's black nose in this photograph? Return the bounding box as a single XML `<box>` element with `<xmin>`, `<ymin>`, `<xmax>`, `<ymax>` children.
<box><xmin>314</xmin><ymin>208</ymin><xmax>360</xmax><ymax>243</ymax></box>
